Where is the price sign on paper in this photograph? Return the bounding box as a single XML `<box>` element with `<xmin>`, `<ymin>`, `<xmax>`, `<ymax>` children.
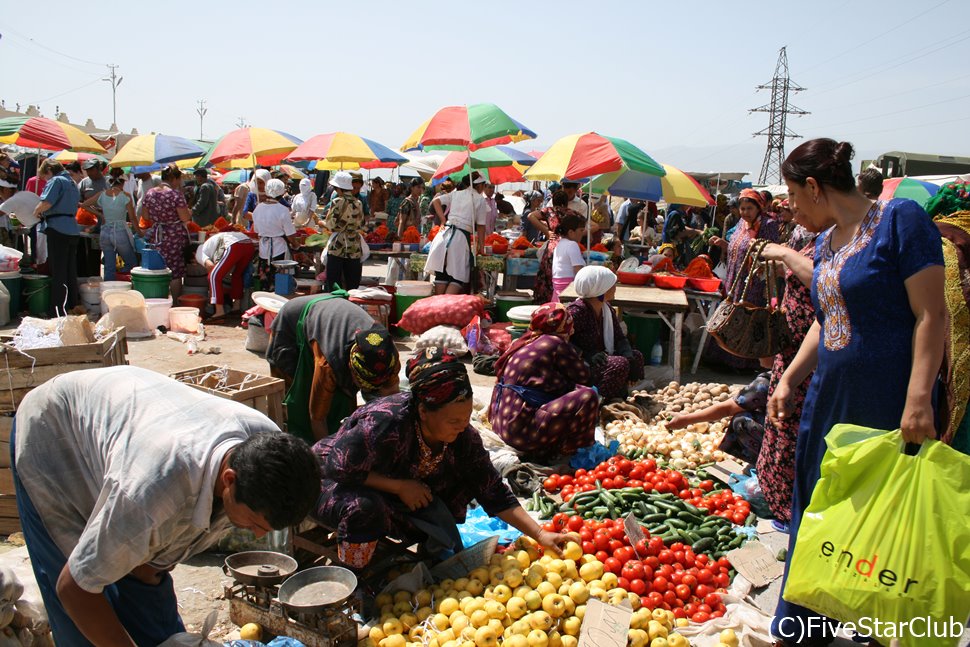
<box><xmin>624</xmin><ymin>512</ymin><xmax>646</xmax><ymax>548</ymax></box>
<box><xmin>578</xmin><ymin>598</ymin><xmax>633</xmax><ymax>647</ymax></box>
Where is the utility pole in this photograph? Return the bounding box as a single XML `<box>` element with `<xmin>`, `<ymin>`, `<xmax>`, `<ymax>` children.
<box><xmin>750</xmin><ymin>47</ymin><xmax>809</xmax><ymax>185</ymax></box>
<box><xmin>103</xmin><ymin>64</ymin><xmax>123</xmax><ymax>129</ymax></box>
<box><xmin>196</xmin><ymin>100</ymin><xmax>208</xmax><ymax>139</ymax></box>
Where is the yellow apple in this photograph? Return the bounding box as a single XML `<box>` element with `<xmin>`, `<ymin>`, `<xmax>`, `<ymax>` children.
<box><xmin>529</xmin><ymin>610</ymin><xmax>554</xmax><ymax>631</ymax></box>
<box><xmin>527</xmin><ymin>629</ymin><xmax>549</xmax><ymax>647</ymax></box>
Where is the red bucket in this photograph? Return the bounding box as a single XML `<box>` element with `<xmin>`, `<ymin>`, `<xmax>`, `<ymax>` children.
<box><xmin>178</xmin><ymin>293</ymin><xmax>206</xmax><ymax>310</ymax></box>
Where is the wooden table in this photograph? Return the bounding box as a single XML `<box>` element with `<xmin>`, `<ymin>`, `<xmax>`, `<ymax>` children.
<box><xmin>559</xmin><ymin>284</ymin><xmax>689</xmax><ymax>383</ymax></box>
<box><xmin>685</xmin><ymin>289</ymin><xmax>724</xmax><ymax>375</ymax></box>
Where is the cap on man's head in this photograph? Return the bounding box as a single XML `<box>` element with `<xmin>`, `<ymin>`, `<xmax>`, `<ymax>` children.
<box><xmin>82</xmin><ymin>159</ymin><xmax>102</xmax><ymax>170</ymax></box>
<box><xmin>561</xmin><ymin>180</ymin><xmax>580</xmax><ymax>188</ymax></box>
<box><xmin>349</xmin><ymin>171</ymin><xmax>363</xmax><ymax>182</ymax></box>
<box><xmin>193</xmin><ymin>168</ymin><xmax>208</xmax><ymax>177</ymax></box>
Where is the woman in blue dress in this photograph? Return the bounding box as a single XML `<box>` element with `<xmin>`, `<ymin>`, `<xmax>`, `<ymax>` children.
<box><xmin>767</xmin><ymin>139</ymin><xmax>946</xmax><ymax>645</ymax></box>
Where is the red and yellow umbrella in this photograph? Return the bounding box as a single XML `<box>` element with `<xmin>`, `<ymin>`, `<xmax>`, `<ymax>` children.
<box><xmin>198</xmin><ymin>127</ymin><xmax>303</xmax><ymax>168</ymax></box>
<box><xmin>402</xmin><ymin>103</ymin><xmax>536</xmax><ymax>152</ymax></box>
<box><xmin>285</xmin><ymin>132</ymin><xmax>407</xmax><ymax>170</ymax></box>
<box><xmin>525</xmin><ymin>132</ymin><xmax>664</xmax><ymax>181</ymax></box>
<box><xmin>0</xmin><ymin>116</ymin><xmax>106</xmax><ymax>153</ymax></box>
<box><xmin>48</xmin><ymin>150</ymin><xmax>109</xmax><ymax>164</ymax></box>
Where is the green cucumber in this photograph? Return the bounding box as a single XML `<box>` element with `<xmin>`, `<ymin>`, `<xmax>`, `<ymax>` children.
<box><xmin>692</xmin><ymin>537</ymin><xmax>716</xmax><ymax>553</ymax></box>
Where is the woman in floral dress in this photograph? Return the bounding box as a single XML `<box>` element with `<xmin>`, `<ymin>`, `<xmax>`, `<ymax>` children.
<box><xmin>490</xmin><ymin>303</ymin><xmax>599</xmax><ymax>461</ymax></box>
<box><xmin>529</xmin><ymin>190</ymin><xmax>577</xmax><ymax>305</ymax></box>
<box><xmin>311</xmin><ymin>348</ymin><xmax>574</xmax><ymax>569</ymax></box>
<box><xmin>139</xmin><ymin>164</ymin><xmax>191</xmax><ymax>299</ymax></box>
<box><xmin>757</xmin><ymin>226</ymin><xmax>818</xmax><ymax>525</ymax></box>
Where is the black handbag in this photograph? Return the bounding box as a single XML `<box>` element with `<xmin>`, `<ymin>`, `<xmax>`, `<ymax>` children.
<box><xmin>706</xmin><ymin>239</ymin><xmax>791</xmax><ymax>359</ymax></box>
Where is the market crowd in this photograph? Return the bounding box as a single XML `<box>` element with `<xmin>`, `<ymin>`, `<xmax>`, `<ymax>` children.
<box><xmin>3</xmin><ymin>136</ymin><xmax>970</xmax><ymax>646</ymax></box>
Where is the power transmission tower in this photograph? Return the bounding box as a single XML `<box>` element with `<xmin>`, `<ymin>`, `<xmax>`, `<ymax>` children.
<box><xmin>750</xmin><ymin>47</ymin><xmax>808</xmax><ymax>184</ymax></box>
<box><xmin>196</xmin><ymin>100</ymin><xmax>208</xmax><ymax>139</ymax></box>
<box><xmin>235</xmin><ymin>117</ymin><xmax>249</xmax><ymax>129</ymax></box>
<box><xmin>103</xmin><ymin>64</ymin><xmax>123</xmax><ymax>129</ymax></box>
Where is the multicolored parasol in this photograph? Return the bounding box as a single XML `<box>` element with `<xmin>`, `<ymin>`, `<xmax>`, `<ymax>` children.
<box><xmin>584</xmin><ymin>164</ymin><xmax>713</xmax><ymax>207</ymax></box>
<box><xmin>878</xmin><ymin>177</ymin><xmax>940</xmax><ymax>208</ymax></box>
<box><xmin>402</xmin><ymin>104</ymin><xmax>536</xmax><ymax>152</ymax></box>
<box><xmin>110</xmin><ymin>134</ymin><xmax>208</xmax><ymax>167</ymax></box>
<box><xmin>198</xmin><ymin>127</ymin><xmax>303</xmax><ymax>168</ymax></box>
<box><xmin>525</xmin><ymin>132</ymin><xmax>665</xmax><ymax>181</ymax></box>
<box><xmin>0</xmin><ymin>116</ymin><xmax>106</xmax><ymax>153</ymax></box>
<box><xmin>285</xmin><ymin>132</ymin><xmax>406</xmax><ymax>170</ymax></box>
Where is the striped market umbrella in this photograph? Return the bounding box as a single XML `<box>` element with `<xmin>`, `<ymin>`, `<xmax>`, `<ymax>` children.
<box><xmin>525</xmin><ymin>132</ymin><xmax>665</xmax><ymax>181</ymax></box>
<box><xmin>215</xmin><ymin>169</ymin><xmax>250</xmax><ymax>185</ymax></box>
<box><xmin>110</xmin><ymin>134</ymin><xmax>208</xmax><ymax>167</ymax></box>
<box><xmin>199</xmin><ymin>127</ymin><xmax>303</xmax><ymax>168</ymax></box>
<box><xmin>0</xmin><ymin>116</ymin><xmax>106</xmax><ymax>153</ymax></box>
<box><xmin>48</xmin><ymin>150</ymin><xmax>109</xmax><ymax>164</ymax></box>
<box><xmin>285</xmin><ymin>132</ymin><xmax>406</xmax><ymax>170</ymax></box>
<box><xmin>402</xmin><ymin>103</ymin><xmax>536</xmax><ymax>152</ymax></box>
<box><xmin>585</xmin><ymin>164</ymin><xmax>714</xmax><ymax>207</ymax></box>
<box><xmin>432</xmin><ymin>146</ymin><xmax>536</xmax><ymax>183</ymax></box>
<box><xmin>879</xmin><ymin>177</ymin><xmax>939</xmax><ymax>208</ymax></box>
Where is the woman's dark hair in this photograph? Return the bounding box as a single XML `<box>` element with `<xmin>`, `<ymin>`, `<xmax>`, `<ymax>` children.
<box><xmin>857</xmin><ymin>167</ymin><xmax>884</xmax><ymax>199</ymax></box>
<box><xmin>109</xmin><ymin>167</ymin><xmax>125</xmax><ymax>179</ymax></box>
<box><xmin>551</xmin><ymin>190</ymin><xmax>568</xmax><ymax>208</ymax></box>
<box><xmin>782</xmin><ymin>138</ymin><xmax>856</xmax><ymax>192</ymax></box>
<box><xmin>160</xmin><ymin>163</ymin><xmax>181</xmax><ymax>182</ymax></box>
<box><xmin>229</xmin><ymin>432</ymin><xmax>321</xmax><ymax>528</ymax></box>
<box><xmin>409</xmin><ymin>178</ymin><xmax>424</xmax><ymax>190</ymax></box>
<box><xmin>65</xmin><ymin>161</ymin><xmax>81</xmax><ymax>173</ymax></box>
<box><xmin>555</xmin><ymin>213</ymin><xmax>586</xmax><ymax>236</ymax></box>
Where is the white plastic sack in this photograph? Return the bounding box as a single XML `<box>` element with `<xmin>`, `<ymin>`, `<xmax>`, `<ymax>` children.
<box><xmin>158</xmin><ymin>610</ymin><xmax>221</xmax><ymax>647</ymax></box>
<box><xmin>414</xmin><ymin>325</ymin><xmax>469</xmax><ymax>356</ymax></box>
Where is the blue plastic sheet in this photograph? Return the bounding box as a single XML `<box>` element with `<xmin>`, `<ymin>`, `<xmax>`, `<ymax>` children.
<box><xmin>457</xmin><ymin>505</ymin><xmax>522</xmax><ymax>546</ymax></box>
<box><xmin>728</xmin><ymin>470</ymin><xmax>772</xmax><ymax>518</ymax></box>
<box><xmin>569</xmin><ymin>440</ymin><xmax>620</xmax><ymax>470</ymax></box>
<box><xmin>266</xmin><ymin>638</ymin><xmax>305</xmax><ymax>647</ymax></box>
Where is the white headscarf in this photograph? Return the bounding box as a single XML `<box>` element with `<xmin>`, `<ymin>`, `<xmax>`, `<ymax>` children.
<box><xmin>573</xmin><ymin>266</ymin><xmax>618</xmax><ymax>353</ymax></box>
<box><xmin>249</xmin><ymin>169</ymin><xmax>272</xmax><ymax>200</ymax></box>
<box><xmin>291</xmin><ymin>178</ymin><xmax>317</xmax><ymax>226</ymax></box>
<box><xmin>265</xmin><ymin>178</ymin><xmax>286</xmax><ymax>199</ymax></box>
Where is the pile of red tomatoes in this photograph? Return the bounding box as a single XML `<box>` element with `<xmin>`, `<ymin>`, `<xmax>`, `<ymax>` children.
<box><xmin>542</xmin><ymin>515</ymin><xmax>731</xmax><ymax>622</ymax></box>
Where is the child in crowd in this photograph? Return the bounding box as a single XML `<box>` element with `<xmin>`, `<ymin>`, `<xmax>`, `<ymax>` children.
<box><xmin>551</xmin><ymin>214</ymin><xmax>587</xmax><ymax>302</ymax></box>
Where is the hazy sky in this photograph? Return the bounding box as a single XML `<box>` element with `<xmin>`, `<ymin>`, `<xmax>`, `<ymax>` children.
<box><xmin>3</xmin><ymin>0</ymin><xmax>968</xmax><ymax>180</ymax></box>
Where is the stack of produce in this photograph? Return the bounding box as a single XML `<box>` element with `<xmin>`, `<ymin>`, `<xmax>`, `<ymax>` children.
<box><xmin>362</xmin><ymin>536</ymin><xmax>696</xmax><ymax>647</ymax></box>
<box><xmin>511</xmin><ymin>236</ymin><xmax>532</xmax><ymax>250</ymax></box>
<box><xmin>366</xmin><ymin>224</ymin><xmax>392</xmax><ymax>244</ymax></box>
<box><xmin>484</xmin><ymin>234</ymin><xmax>509</xmax><ymax>254</ymax></box>
<box><xmin>401</xmin><ymin>226</ymin><xmax>421</xmax><ymax>244</ymax></box>
<box><xmin>603</xmin><ymin>382</ymin><xmax>737</xmax><ymax>468</ymax></box>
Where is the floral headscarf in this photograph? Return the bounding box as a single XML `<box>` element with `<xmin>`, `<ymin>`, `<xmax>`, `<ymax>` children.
<box><xmin>739</xmin><ymin>188</ymin><xmax>766</xmax><ymax>211</ymax></box>
<box><xmin>407</xmin><ymin>347</ymin><xmax>472</xmax><ymax>408</ymax></box>
<box><xmin>494</xmin><ymin>303</ymin><xmax>574</xmax><ymax>378</ymax></box>
<box><xmin>349</xmin><ymin>325</ymin><xmax>400</xmax><ymax>392</ymax></box>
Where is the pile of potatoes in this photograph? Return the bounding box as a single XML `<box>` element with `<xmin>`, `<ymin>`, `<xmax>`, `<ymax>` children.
<box><xmin>604</xmin><ymin>382</ymin><xmax>739</xmax><ymax>469</ymax></box>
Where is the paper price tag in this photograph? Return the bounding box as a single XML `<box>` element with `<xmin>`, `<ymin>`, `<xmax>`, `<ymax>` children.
<box><xmin>624</xmin><ymin>512</ymin><xmax>646</xmax><ymax>548</ymax></box>
<box><xmin>578</xmin><ymin>598</ymin><xmax>633</xmax><ymax>647</ymax></box>
<box><xmin>727</xmin><ymin>541</ymin><xmax>785</xmax><ymax>588</ymax></box>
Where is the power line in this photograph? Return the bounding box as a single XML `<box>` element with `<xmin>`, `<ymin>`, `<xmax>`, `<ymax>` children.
<box><xmin>847</xmin><ymin>114</ymin><xmax>970</xmax><ymax>137</ymax></box>
<box><xmin>810</xmin><ymin>29</ymin><xmax>970</xmax><ymax>96</ymax></box>
<box><xmin>806</xmin><ymin>92</ymin><xmax>970</xmax><ymax>130</ymax></box>
<box><xmin>28</xmin><ymin>76</ymin><xmax>105</xmax><ymax>105</ymax></box>
<box><xmin>798</xmin><ymin>0</ymin><xmax>951</xmax><ymax>74</ymax></box>
<box><xmin>0</xmin><ymin>25</ymin><xmax>106</xmax><ymax>67</ymax></box>
<box><xmin>809</xmin><ymin>71</ymin><xmax>970</xmax><ymax>113</ymax></box>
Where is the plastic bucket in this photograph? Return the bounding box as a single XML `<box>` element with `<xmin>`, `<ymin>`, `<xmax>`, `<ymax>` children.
<box><xmin>100</xmin><ymin>280</ymin><xmax>131</xmax><ymax>314</ymax></box>
<box><xmin>140</xmin><ymin>247</ymin><xmax>166</xmax><ymax>270</ymax></box>
<box><xmin>0</xmin><ymin>271</ymin><xmax>22</xmax><ymax>316</ymax></box>
<box><xmin>393</xmin><ymin>294</ymin><xmax>427</xmax><ymax>337</ymax></box>
<box><xmin>131</xmin><ymin>267</ymin><xmax>172</xmax><ymax>299</ymax></box>
<box><xmin>145</xmin><ymin>297</ymin><xmax>173</xmax><ymax>329</ymax></box>
<box><xmin>178</xmin><ymin>293</ymin><xmax>206</xmax><ymax>311</ymax></box>
<box><xmin>496</xmin><ymin>294</ymin><xmax>533</xmax><ymax>322</ymax></box>
<box><xmin>624</xmin><ymin>313</ymin><xmax>661</xmax><ymax>358</ymax></box>
<box><xmin>23</xmin><ymin>274</ymin><xmax>51</xmax><ymax>317</ymax></box>
<box><xmin>79</xmin><ymin>282</ymin><xmax>102</xmax><ymax>315</ymax></box>
<box><xmin>169</xmin><ymin>306</ymin><xmax>201</xmax><ymax>333</ymax></box>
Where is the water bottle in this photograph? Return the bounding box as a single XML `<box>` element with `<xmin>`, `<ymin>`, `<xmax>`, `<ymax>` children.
<box><xmin>650</xmin><ymin>340</ymin><xmax>663</xmax><ymax>366</ymax></box>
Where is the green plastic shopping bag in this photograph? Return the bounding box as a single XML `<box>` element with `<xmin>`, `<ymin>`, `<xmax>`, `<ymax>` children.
<box><xmin>784</xmin><ymin>425</ymin><xmax>970</xmax><ymax>647</ymax></box>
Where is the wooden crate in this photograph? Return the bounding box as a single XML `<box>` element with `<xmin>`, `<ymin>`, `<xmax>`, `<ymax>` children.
<box><xmin>0</xmin><ymin>328</ymin><xmax>128</xmax><ymax>534</ymax></box>
<box><xmin>0</xmin><ymin>328</ymin><xmax>129</xmax><ymax>414</ymax></box>
<box><xmin>169</xmin><ymin>365</ymin><xmax>285</xmax><ymax>428</ymax></box>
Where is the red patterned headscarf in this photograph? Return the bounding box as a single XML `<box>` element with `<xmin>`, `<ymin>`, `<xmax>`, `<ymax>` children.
<box><xmin>407</xmin><ymin>347</ymin><xmax>472</xmax><ymax>408</ymax></box>
<box><xmin>739</xmin><ymin>188</ymin><xmax>766</xmax><ymax>211</ymax></box>
<box><xmin>493</xmin><ymin>303</ymin><xmax>574</xmax><ymax>378</ymax></box>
